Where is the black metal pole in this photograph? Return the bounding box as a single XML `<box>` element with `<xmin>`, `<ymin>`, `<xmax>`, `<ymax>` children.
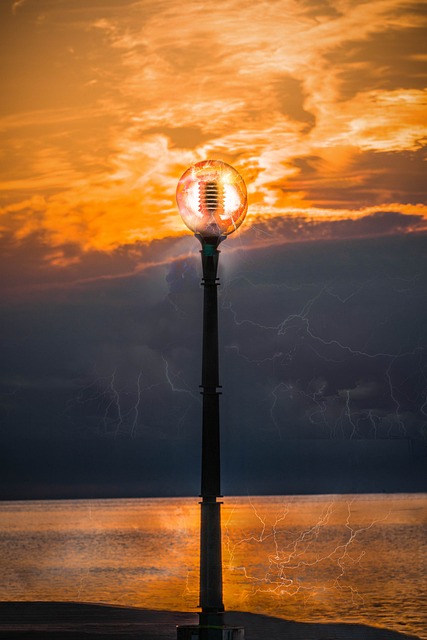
<box><xmin>197</xmin><ymin>233</ymin><xmax>225</xmax><ymax>633</ymax></box>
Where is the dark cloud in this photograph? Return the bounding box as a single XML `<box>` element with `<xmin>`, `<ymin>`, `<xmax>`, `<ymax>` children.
<box><xmin>298</xmin><ymin>0</ymin><xmax>341</xmax><ymax>19</ymax></box>
<box><xmin>3</xmin><ymin>210</ymin><xmax>424</xmax><ymax>303</ymax></box>
<box><xmin>0</xmin><ymin>226</ymin><xmax>426</xmax><ymax>498</ymax></box>
<box><xmin>326</xmin><ymin>25</ymin><xmax>427</xmax><ymax>100</ymax></box>
<box><xmin>274</xmin><ymin>75</ymin><xmax>316</xmax><ymax>130</ymax></box>
<box><xmin>0</xmin><ymin>228</ymin><xmax>195</xmax><ymax>298</ymax></box>
<box><xmin>285</xmin><ymin>148</ymin><xmax>427</xmax><ymax>208</ymax></box>
<box><xmin>250</xmin><ymin>210</ymin><xmax>426</xmax><ymax>246</ymax></box>
<box><xmin>145</xmin><ymin>126</ymin><xmax>213</xmax><ymax>149</ymax></box>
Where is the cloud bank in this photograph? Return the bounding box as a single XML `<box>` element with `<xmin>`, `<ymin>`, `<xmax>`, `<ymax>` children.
<box><xmin>0</xmin><ymin>0</ymin><xmax>426</xmax><ymax>258</ymax></box>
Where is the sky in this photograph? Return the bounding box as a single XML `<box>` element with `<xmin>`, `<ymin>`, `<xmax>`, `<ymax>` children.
<box><xmin>0</xmin><ymin>0</ymin><xmax>426</xmax><ymax>499</ymax></box>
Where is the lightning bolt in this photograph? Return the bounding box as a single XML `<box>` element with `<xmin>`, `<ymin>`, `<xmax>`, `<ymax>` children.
<box><xmin>385</xmin><ymin>357</ymin><xmax>406</xmax><ymax>436</ymax></box>
<box><xmin>70</xmin><ymin>366</ymin><xmax>152</xmax><ymax>438</ymax></box>
<box><xmin>107</xmin><ymin>369</ymin><xmax>124</xmax><ymax>436</ymax></box>
<box><xmin>162</xmin><ymin>356</ymin><xmax>198</xmax><ymax>400</ymax></box>
<box><xmin>224</xmin><ymin>497</ymin><xmax>390</xmax><ymax>607</ymax></box>
<box><xmin>344</xmin><ymin>390</ymin><xmax>357</xmax><ymax>439</ymax></box>
<box><xmin>269</xmin><ymin>382</ymin><xmax>292</xmax><ymax>438</ymax></box>
<box><xmin>220</xmin><ymin>275</ymin><xmax>426</xmax><ymax>442</ymax></box>
<box><xmin>161</xmin><ymin>355</ymin><xmax>201</xmax><ymax>438</ymax></box>
<box><xmin>130</xmin><ymin>369</ymin><xmax>142</xmax><ymax>438</ymax></box>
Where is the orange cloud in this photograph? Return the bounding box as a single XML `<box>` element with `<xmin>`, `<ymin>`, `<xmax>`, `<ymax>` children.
<box><xmin>0</xmin><ymin>0</ymin><xmax>426</xmax><ymax>256</ymax></box>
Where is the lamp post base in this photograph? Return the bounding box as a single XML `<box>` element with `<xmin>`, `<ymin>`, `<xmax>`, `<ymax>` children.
<box><xmin>176</xmin><ymin>625</ymin><xmax>244</xmax><ymax>640</ymax></box>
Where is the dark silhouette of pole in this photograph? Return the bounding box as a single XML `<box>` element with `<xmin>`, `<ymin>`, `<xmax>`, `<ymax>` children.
<box><xmin>176</xmin><ymin>160</ymin><xmax>247</xmax><ymax>640</ymax></box>
<box><xmin>197</xmin><ymin>233</ymin><xmax>225</xmax><ymax>634</ymax></box>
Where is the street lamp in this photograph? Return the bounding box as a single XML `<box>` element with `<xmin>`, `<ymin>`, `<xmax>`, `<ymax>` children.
<box><xmin>176</xmin><ymin>160</ymin><xmax>247</xmax><ymax>640</ymax></box>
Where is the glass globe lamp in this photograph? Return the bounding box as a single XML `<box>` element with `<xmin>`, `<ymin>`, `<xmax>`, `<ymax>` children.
<box><xmin>176</xmin><ymin>160</ymin><xmax>247</xmax><ymax>238</ymax></box>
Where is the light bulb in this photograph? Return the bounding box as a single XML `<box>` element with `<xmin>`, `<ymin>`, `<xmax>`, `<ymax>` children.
<box><xmin>176</xmin><ymin>160</ymin><xmax>248</xmax><ymax>237</ymax></box>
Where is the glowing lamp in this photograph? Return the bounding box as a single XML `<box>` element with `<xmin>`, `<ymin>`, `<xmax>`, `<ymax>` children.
<box><xmin>176</xmin><ymin>159</ymin><xmax>247</xmax><ymax>238</ymax></box>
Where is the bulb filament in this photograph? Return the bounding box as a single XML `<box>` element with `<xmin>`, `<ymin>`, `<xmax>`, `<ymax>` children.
<box><xmin>199</xmin><ymin>180</ymin><xmax>224</xmax><ymax>217</ymax></box>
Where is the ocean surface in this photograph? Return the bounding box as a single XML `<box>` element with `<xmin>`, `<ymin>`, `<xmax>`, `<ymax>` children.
<box><xmin>0</xmin><ymin>494</ymin><xmax>425</xmax><ymax>638</ymax></box>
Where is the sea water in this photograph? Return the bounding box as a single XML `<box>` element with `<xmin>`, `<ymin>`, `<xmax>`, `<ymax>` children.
<box><xmin>0</xmin><ymin>494</ymin><xmax>425</xmax><ymax>638</ymax></box>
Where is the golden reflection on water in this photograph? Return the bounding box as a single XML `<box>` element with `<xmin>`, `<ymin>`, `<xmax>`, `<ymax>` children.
<box><xmin>0</xmin><ymin>494</ymin><xmax>426</xmax><ymax>639</ymax></box>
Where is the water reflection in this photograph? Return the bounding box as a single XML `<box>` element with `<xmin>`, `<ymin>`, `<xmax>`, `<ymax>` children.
<box><xmin>0</xmin><ymin>494</ymin><xmax>425</xmax><ymax>639</ymax></box>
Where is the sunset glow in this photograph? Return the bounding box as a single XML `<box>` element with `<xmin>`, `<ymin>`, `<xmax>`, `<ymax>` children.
<box><xmin>1</xmin><ymin>0</ymin><xmax>426</xmax><ymax>264</ymax></box>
